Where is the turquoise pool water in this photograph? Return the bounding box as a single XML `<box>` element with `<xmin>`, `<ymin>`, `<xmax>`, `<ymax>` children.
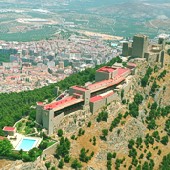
<box><xmin>16</xmin><ymin>138</ymin><xmax>37</xmax><ymax>151</ymax></box>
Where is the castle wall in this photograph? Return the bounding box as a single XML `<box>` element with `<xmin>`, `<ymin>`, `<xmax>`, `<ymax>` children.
<box><xmin>122</xmin><ymin>42</ymin><xmax>129</xmax><ymax>56</ymax></box>
<box><xmin>95</xmin><ymin>71</ymin><xmax>110</xmax><ymax>82</ymax></box>
<box><xmin>91</xmin><ymin>85</ymin><xmax>115</xmax><ymax>97</ymax></box>
<box><xmin>106</xmin><ymin>93</ymin><xmax>119</xmax><ymax>104</ymax></box>
<box><xmin>42</xmin><ymin>142</ymin><xmax>58</xmax><ymax>157</ymax></box>
<box><xmin>160</xmin><ymin>51</ymin><xmax>165</xmax><ymax>67</ymax></box>
<box><xmin>129</xmin><ymin>68</ymin><xmax>136</xmax><ymax>75</ymax></box>
<box><xmin>128</xmin><ymin>47</ymin><xmax>132</xmax><ymax>56</ymax></box>
<box><xmin>53</xmin><ymin>112</ymin><xmax>64</xmax><ymax>130</ymax></box>
<box><xmin>42</xmin><ymin>110</ymin><xmax>54</xmax><ymax>135</ymax></box>
<box><xmin>90</xmin><ymin>93</ymin><xmax>119</xmax><ymax>114</ymax></box>
<box><xmin>111</xmin><ymin>69</ymin><xmax>118</xmax><ymax>78</ymax></box>
<box><xmin>90</xmin><ymin>98</ymin><xmax>106</xmax><ymax>114</ymax></box>
<box><xmin>69</xmin><ymin>87</ymin><xmax>90</xmax><ymax>105</ymax></box>
<box><xmin>36</xmin><ymin>105</ymin><xmax>44</xmax><ymax>125</ymax></box>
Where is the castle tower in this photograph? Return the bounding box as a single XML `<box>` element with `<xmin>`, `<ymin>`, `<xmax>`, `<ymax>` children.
<box><xmin>122</xmin><ymin>42</ymin><xmax>132</xmax><ymax>56</ymax></box>
<box><xmin>132</xmin><ymin>34</ymin><xmax>149</xmax><ymax>58</ymax></box>
<box><xmin>158</xmin><ymin>37</ymin><xmax>166</xmax><ymax>49</ymax></box>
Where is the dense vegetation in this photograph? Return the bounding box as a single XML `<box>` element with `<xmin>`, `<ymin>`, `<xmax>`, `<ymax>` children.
<box><xmin>55</xmin><ymin>137</ymin><xmax>70</xmax><ymax>159</ymax></box>
<box><xmin>79</xmin><ymin>148</ymin><xmax>94</xmax><ymax>163</ymax></box>
<box><xmin>159</xmin><ymin>153</ymin><xmax>170</xmax><ymax>170</ymax></box>
<box><xmin>96</xmin><ymin>110</ymin><xmax>108</xmax><ymax>122</ymax></box>
<box><xmin>141</xmin><ymin>66</ymin><xmax>153</xmax><ymax>87</ymax></box>
<box><xmin>123</xmin><ymin>93</ymin><xmax>144</xmax><ymax>119</ymax></box>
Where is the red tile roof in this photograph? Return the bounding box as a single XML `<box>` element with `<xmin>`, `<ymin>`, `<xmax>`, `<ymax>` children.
<box><xmin>117</xmin><ymin>68</ymin><xmax>130</xmax><ymax>75</ymax></box>
<box><xmin>37</xmin><ymin>102</ymin><xmax>44</xmax><ymax>106</ymax></box>
<box><xmin>3</xmin><ymin>126</ymin><xmax>16</xmax><ymax>131</ymax></box>
<box><xmin>72</xmin><ymin>86</ymin><xmax>87</xmax><ymax>92</ymax></box>
<box><xmin>44</xmin><ymin>96</ymin><xmax>84</xmax><ymax>111</ymax></box>
<box><xmin>90</xmin><ymin>91</ymin><xmax>114</xmax><ymax>103</ymax></box>
<box><xmin>127</xmin><ymin>62</ymin><xmax>137</xmax><ymax>67</ymax></box>
<box><xmin>87</xmin><ymin>68</ymin><xmax>130</xmax><ymax>93</ymax></box>
<box><xmin>87</xmin><ymin>77</ymin><xmax>124</xmax><ymax>92</ymax></box>
<box><xmin>90</xmin><ymin>96</ymin><xmax>103</xmax><ymax>102</ymax></box>
<box><xmin>97</xmin><ymin>66</ymin><xmax>116</xmax><ymax>73</ymax></box>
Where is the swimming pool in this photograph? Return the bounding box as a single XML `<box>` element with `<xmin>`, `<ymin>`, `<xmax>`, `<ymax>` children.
<box><xmin>16</xmin><ymin>138</ymin><xmax>37</xmax><ymax>151</ymax></box>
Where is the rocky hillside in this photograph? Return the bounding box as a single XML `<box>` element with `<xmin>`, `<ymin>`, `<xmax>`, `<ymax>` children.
<box><xmin>2</xmin><ymin>60</ymin><xmax>170</xmax><ymax>170</ymax></box>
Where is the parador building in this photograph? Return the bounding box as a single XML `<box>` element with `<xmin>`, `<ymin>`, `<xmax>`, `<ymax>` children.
<box><xmin>36</xmin><ymin>64</ymin><xmax>136</xmax><ymax>134</ymax></box>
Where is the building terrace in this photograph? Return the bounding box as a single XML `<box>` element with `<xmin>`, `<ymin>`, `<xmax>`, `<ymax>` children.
<box><xmin>44</xmin><ymin>96</ymin><xmax>84</xmax><ymax>112</ymax></box>
<box><xmin>36</xmin><ymin>65</ymin><xmax>134</xmax><ymax>134</ymax></box>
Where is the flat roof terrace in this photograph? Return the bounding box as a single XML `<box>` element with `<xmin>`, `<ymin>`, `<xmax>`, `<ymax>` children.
<box><xmin>44</xmin><ymin>96</ymin><xmax>84</xmax><ymax>112</ymax></box>
<box><xmin>88</xmin><ymin>68</ymin><xmax>130</xmax><ymax>93</ymax></box>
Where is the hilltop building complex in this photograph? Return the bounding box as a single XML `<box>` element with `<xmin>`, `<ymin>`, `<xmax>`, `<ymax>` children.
<box><xmin>35</xmin><ymin>34</ymin><xmax>170</xmax><ymax>135</ymax></box>
<box><xmin>36</xmin><ymin>65</ymin><xmax>135</xmax><ymax>134</ymax></box>
<box><xmin>122</xmin><ymin>34</ymin><xmax>169</xmax><ymax>67</ymax></box>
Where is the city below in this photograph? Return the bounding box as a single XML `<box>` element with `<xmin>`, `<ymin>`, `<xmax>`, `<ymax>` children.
<box><xmin>0</xmin><ymin>33</ymin><xmax>121</xmax><ymax>93</ymax></box>
<box><xmin>0</xmin><ymin>33</ymin><xmax>169</xmax><ymax>93</ymax></box>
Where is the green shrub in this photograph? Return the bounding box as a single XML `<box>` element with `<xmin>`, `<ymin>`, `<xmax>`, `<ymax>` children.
<box><xmin>58</xmin><ymin>159</ymin><xmax>64</xmax><ymax>169</ymax></box>
<box><xmin>87</xmin><ymin>121</ymin><xmax>92</xmax><ymax>127</ymax></box>
<box><xmin>71</xmin><ymin>159</ymin><xmax>82</xmax><ymax>169</ymax></box>
<box><xmin>58</xmin><ymin>129</ymin><xmax>64</xmax><ymax>137</ymax></box>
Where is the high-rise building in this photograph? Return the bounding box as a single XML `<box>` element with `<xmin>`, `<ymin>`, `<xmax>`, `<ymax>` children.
<box><xmin>132</xmin><ymin>34</ymin><xmax>149</xmax><ymax>58</ymax></box>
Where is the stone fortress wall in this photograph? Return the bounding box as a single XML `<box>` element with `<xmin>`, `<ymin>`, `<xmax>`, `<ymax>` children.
<box><xmin>36</xmin><ymin>65</ymin><xmax>135</xmax><ymax>135</ymax></box>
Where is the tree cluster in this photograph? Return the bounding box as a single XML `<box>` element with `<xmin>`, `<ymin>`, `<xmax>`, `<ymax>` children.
<box><xmin>55</xmin><ymin>137</ymin><xmax>70</xmax><ymax>159</ymax></box>
<box><xmin>149</xmin><ymin>81</ymin><xmax>159</xmax><ymax>97</ymax></box>
<box><xmin>106</xmin><ymin>152</ymin><xmax>117</xmax><ymax>170</ymax></box>
<box><xmin>57</xmin><ymin>129</ymin><xmax>64</xmax><ymax>137</ymax></box>
<box><xmin>141</xmin><ymin>67</ymin><xmax>153</xmax><ymax>87</ymax></box>
<box><xmin>79</xmin><ymin>148</ymin><xmax>94</xmax><ymax>163</ymax></box>
<box><xmin>159</xmin><ymin>153</ymin><xmax>170</xmax><ymax>170</ymax></box>
<box><xmin>128</xmin><ymin>93</ymin><xmax>144</xmax><ymax>118</ymax></box>
<box><xmin>157</xmin><ymin>70</ymin><xmax>167</xmax><ymax>80</ymax></box>
<box><xmin>109</xmin><ymin>113</ymin><xmax>122</xmax><ymax>131</ymax></box>
<box><xmin>100</xmin><ymin>129</ymin><xmax>108</xmax><ymax>141</ymax></box>
<box><xmin>165</xmin><ymin>119</ymin><xmax>170</xmax><ymax>136</ymax></box>
<box><xmin>71</xmin><ymin>159</ymin><xmax>82</xmax><ymax>169</ymax></box>
<box><xmin>96</xmin><ymin>110</ymin><xmax>108</xmax><ymax>122</ymax></box>
<box><xmin>78</xmin><ymin>128</ymin><xmax>85</xmax><ymax>136</ymax></box>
